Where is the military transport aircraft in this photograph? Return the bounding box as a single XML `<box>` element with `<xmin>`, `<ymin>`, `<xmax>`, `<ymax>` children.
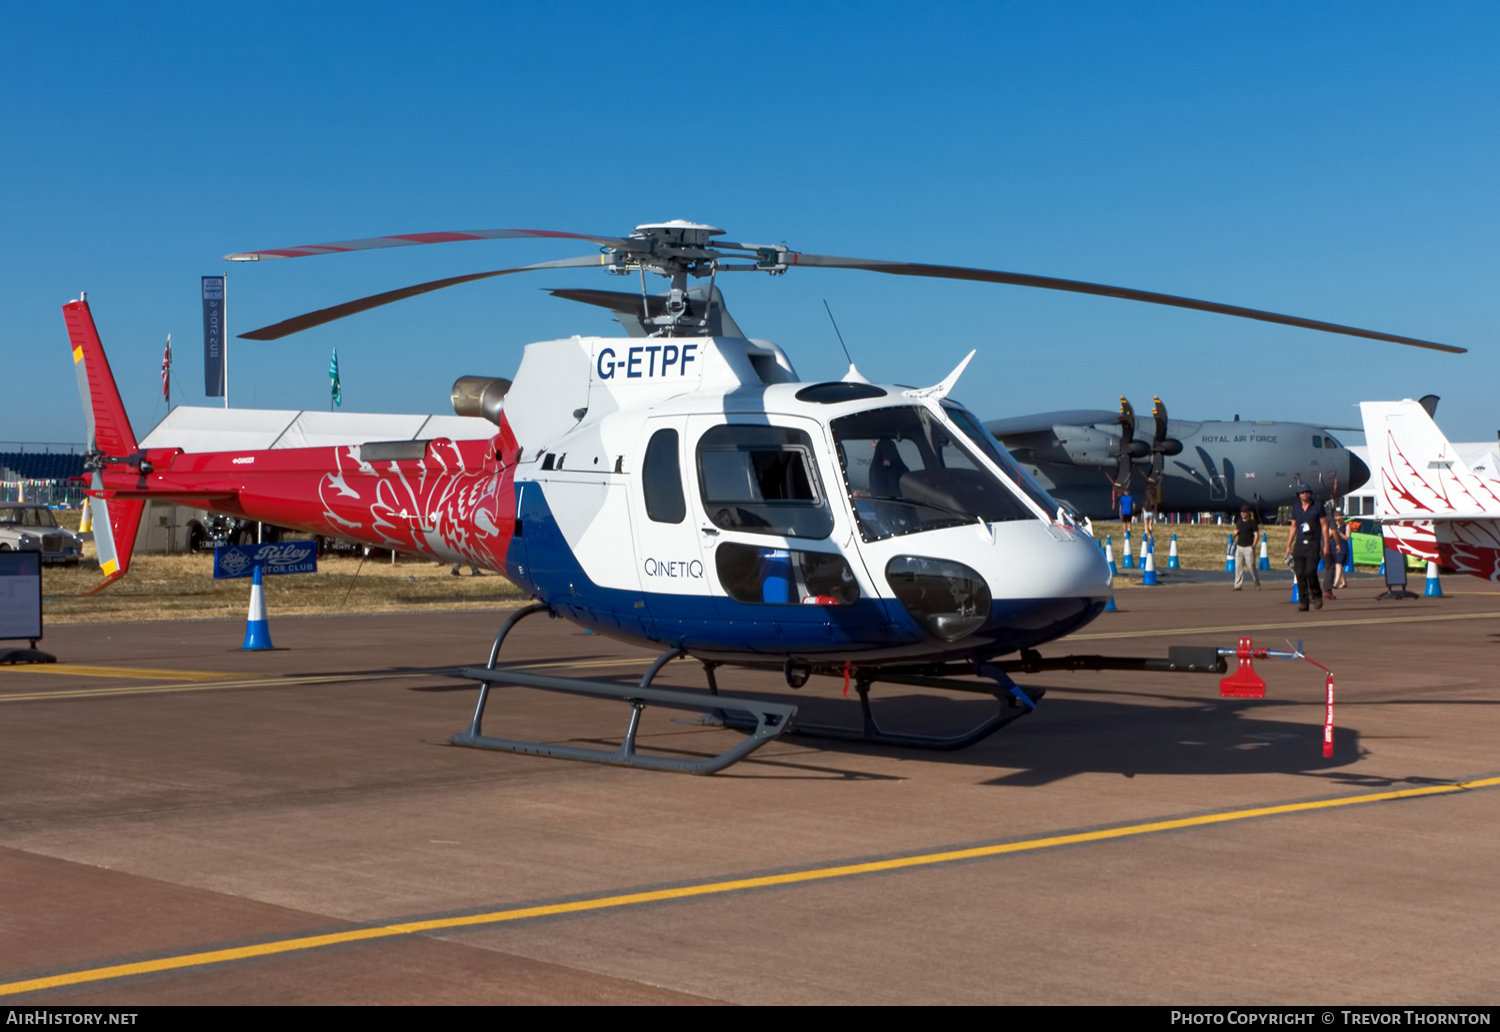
<box><xmin>986</xmin><ymin>398</ymin><xmax>1368</xmax><ymax>519</ymax></box>
<box><xmin>68</xmin><ymin>220</ymin><xmax>1460</xmax><ymax>772</ymax></box>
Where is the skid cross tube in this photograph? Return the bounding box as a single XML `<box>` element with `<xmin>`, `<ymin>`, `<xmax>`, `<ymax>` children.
<box><xmin>804</xmin><ymin>672</ymin><xmax>1040</xmax><ymax>750</ymax></box>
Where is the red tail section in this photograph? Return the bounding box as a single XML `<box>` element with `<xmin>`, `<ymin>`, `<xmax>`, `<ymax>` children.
<box><xmin>64</xmin><ymin>298</ymin><xmax>137</xmax><ymax>457</ymax></box>
<box><xmin>64</xmin><ymin>298</ymin><xmax>144</xmax><ymax>591</ymax></box>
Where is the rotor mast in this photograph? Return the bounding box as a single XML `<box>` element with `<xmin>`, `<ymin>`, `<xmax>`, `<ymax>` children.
<box><xmin>603</xmin><ymin>221</ymin><xmax>788</xmax><ymax>336</ymax></box>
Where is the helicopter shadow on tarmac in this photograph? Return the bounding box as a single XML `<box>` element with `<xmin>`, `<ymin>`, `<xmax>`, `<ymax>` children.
<box><xmin>737</xmin><ymin>684</ymin><xmax>1362</xmax><ymax>786</ymax></box>
<box><xmin>408</xmin><ymin>664</ymin><xmax>1364</xmax><ymax>784</ymax></box>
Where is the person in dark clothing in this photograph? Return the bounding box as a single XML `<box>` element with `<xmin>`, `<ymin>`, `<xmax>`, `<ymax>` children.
<box><xmin>1233</xmin><ymin>505</ymin><xmax>1260</xmax><ymax>590</ymax></box>
<box><xmin>1321</xmin><ymin>510</ymin><xmax>1352</xmax><ymax>597</ymax></box>
<box><xmin>1283</xmin><ymin>486</ymin><xmax>1330</xmax><ymax>610</ymax></box>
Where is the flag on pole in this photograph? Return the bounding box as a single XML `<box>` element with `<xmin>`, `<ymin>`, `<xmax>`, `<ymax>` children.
<box><xmin>329</xmin><ymin>348</ymin><xmax>342</xmax><ymax>409</ymax></box>
<box><xmin>161</xmin><ymin>334</ymin><xmax>172</xmax><ymax>408</ymax></box>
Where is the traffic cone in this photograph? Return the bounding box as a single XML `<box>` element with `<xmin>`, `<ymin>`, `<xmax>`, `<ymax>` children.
<box><xmin>1167</xmin><ymin>533</ymin><xmax>1180</xmax><ymax>569</ymax></box>
<box><xmin>1424</xmin><ymin>561</ymin><xmax>1444</xmax><ymax>598</ymax></box>
<box><xmin>241</xmin><ymin>565</ymin><xmax>274</xmax><ymax>650</ymax></box>
<box><xmin>1258</xmin><ymin>533</ymin><xmax>1270</xmax><ymax>571</ymax></box>
<box><xmin>1122</xmin><ymin>528</ymin><xmax>1134</xmax><ymax>569</ymax></box>
<box><xmin>1142</xmin><ymin>537</ymin><xmax>1158</xmax><ymax>586</ymax></box>
<box><xmin>78</xmin><ymin>498</ymin><xmax>93</xmax><ymax>533</ymax></box>
<box><xmin>1139</xmin><ymin>532</ymin><xmax>1149</xmax><ymax>568</ymax></box>
<box><xmin>1224</xmin><ymin>534</ymin><xmax>1235</xmax><ymax>573</ymax></box>
<box><xmin>1105</xmin><ymin>535</ymin><xmax>1118</xmax><ymax>576</ymax></box>
<box><xmin>1289</xmin><ymin>576</ymin><xmax>1301</xmax><ymax>604</ymax></box>
<box><xmin>1104</xmin><ymin>593</ymin><xmax>1117</xmax><ymax>612</ymax></box>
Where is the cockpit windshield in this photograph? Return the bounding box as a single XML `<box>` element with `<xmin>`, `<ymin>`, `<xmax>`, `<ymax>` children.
<box><xmin>831</xmin><ymin>405</ymin><xmax>1037</xmax><ymax>542</ymax></box>
<box><xmin>941</xmin><ymin>402</ymin><xmax>1068</xmax><ymax>518</ymax></box>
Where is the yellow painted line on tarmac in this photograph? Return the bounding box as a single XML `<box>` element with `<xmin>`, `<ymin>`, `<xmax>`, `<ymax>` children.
<box><xmin>0</xmin><ymin>657</ymin><xmax>655</xmax><ymax>703</ymax></box>
<box><xmin>1070</xmin><ymin>608</ymin><xmax>1500</xmax><ymax>642</ymax></box>
<box><xmin>0</xmin><ymin>672</ymin><xmax>410</xmax><ymax>703</ymax></box>
<box><xmin>3</xmin><ymin>664</ymin><xmax>254</xmax><ymax>682</ymax></box>
<box><xmin>4</xmin><ymin>774</ymin><xmax>1498</xmax><ymax>998</ymax></box>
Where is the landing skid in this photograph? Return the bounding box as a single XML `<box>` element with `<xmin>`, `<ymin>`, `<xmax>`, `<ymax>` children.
<box><xmin>450</xmin><ymin>605</ymin><xmax>796</xmax><ymax>775</ymax></box>
<box><xmin>448</xmin><ymin>608</ymin><xmax>1235</xmax><ymax>774</ymax></box>
<box><xmin>730</xmin><ymin>668</ymin><xmax>1042</xmax><ymax>752</ymax></box>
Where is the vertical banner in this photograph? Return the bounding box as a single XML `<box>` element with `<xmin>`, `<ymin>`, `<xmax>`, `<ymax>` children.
<box><xmin>203</xmin><ymin>275</ymin><xmax>226</xmax><ymax>399</ymax></box>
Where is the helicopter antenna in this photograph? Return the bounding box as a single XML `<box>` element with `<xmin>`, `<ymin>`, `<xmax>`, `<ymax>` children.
<box><xmin>822</xmin><ymin>300</ymin><xmax>854</xmax><ymax>366</ymax></box>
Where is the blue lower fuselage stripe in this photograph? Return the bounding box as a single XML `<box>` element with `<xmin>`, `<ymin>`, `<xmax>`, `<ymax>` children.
<box><xmin>507</xmin><ymin>484</ymin><xmax>1102</xmax><ymax>661</ymax></box>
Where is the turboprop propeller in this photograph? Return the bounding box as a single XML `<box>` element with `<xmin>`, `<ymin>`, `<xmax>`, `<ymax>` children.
<box><xmin>228</xmin><ymin>220</ymin><xmax>1469</xmax><ymax>353</ymax></box>
<box><xmin>1143</xmin><ymin>396</ymin><xmax>1183</xmax><ymax>513</ymax></box>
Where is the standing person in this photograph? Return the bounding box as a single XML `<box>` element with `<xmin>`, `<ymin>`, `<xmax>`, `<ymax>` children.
<box><xmin>1284</xmin><ymin>486</ymin><xmax>1330</xmax><ymax>611</ymax></box>
<box><xmin>1233</xmin><ymin>505</ymin><xmax>1261</xmax><ymax>590</ymax></box>
<box><xmin>1324</xmin><ymin>510</ymin><xmax>1351</xmax><ymax>596</ymax></box>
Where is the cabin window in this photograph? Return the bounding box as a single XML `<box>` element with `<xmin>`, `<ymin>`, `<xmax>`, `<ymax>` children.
<box><xmin>831</xmin><ymin>406</ymin><xmax>1035</xmax><ymax>542</ymax></box>
<box><xmin>715</xmin><ymin>542</ymin><xmax>859</xmax><ymax>605</ymax></box>
<box><xmin>642</xmin><ymin>428</ymin><xmax>686</xmax><ymax>524</ymax></box>
<box><xmin>697</xmin><ymin>425</ymin><xmax>834</xmax><ymax>539</ymax></box>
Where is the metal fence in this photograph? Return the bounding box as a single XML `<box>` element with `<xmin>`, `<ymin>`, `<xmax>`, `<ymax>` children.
<box><xmin>0</xmin><ymin>479</ymin><xmax>86</xmax><ymax>508</ymax></box>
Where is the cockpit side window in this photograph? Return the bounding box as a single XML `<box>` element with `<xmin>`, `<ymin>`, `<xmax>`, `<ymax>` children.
<box><xmin>697</xmin><ymin>424</ymin><xmax>835</xmax><ymax>539</ymax></box>
<box><xmin>831</xmin><ymin>406</ymin><xmax>1035</xmax><ymax>542</ymax></box>
<box><xmin>642</xmin><ymin>428</ymin><xmax>686</xmax><ymax>524</ymax></box>
<box><xmin>1313</xmin><ymin>435</ymin><xmax>1323</xmax><ymax>448</ymax></box>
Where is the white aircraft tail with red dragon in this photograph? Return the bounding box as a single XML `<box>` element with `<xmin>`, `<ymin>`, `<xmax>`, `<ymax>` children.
<box><xmin>1360</xmin><ymin>399</ymin><xmax>1500</xmax><ymax>579</ymax></box>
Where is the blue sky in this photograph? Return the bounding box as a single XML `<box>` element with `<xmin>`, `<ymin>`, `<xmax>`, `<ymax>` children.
<box><xmin>2</xmin><ymin>2</ymin><xmax>1496</xmax><ymax>447</ymax></box>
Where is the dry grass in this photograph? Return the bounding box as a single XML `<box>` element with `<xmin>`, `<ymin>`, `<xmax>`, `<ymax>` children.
<box><xmin>30</xmin><ymin>511</ymin><xmax>1289</xmax><ymax>626</ymax></box>
<box><xmin>39</xmin><ymin>538</ymin><xmax>529</xmax><ymax>627</ymax></box>
<box><xmin>1091</xmin><ymin>521</ymin><xmax>1278</xmax><ymax>572</ymax></box>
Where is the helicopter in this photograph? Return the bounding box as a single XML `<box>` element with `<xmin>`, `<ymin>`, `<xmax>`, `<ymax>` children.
<box><xmin>67</xmin><ymin>221</ymin><xmax>1462</xmax><ymax>773</ymax></box>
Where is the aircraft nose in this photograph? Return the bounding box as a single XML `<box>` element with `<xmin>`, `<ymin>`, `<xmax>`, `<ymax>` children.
<box><xmin>1348</xmin><ymin>452</ymin><xmax>1370</xmax><ymax>492</ymax></box>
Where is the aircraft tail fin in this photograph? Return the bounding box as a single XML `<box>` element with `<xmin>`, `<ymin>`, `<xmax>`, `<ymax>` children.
<box><xmin>64</xmin><ymin>297</ymin><xmax>144</xmax><ymax>590</ymax></box>
<box><xmin>1360</xmin><ymin>400</ymin><xmax>1500</xmax><ymax>521</ymax></box>
<box><xmin>64</xmin><ymin>297</ymin><xmax>138</xmax><ymax>457</ymax></box>
<box><xmin>85</xmin><ymin>493</ymin><xmax>145</xmax><ymax>592</ymax></box>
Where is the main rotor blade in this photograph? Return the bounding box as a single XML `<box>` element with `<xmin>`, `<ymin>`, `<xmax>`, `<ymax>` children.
<box><xmin>787</xmin><ymin>253</ymin><xmax>1466</xmax><ymax>354</ymax></box>
<box><xmin>225</xmin><ymin>228</ymin><xmax>632</xmax><ymax>262</ymax></box>
<box><xmin>238</xmin><ymin>255</ymin><xmax>608</xmax><ymax>340</ymax></box>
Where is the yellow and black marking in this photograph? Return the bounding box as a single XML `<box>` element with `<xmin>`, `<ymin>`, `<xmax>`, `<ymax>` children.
<box><xmin>3</xmin><ymin>774</ymin><xmax>1497</xmax><ymax>998</ymax></box>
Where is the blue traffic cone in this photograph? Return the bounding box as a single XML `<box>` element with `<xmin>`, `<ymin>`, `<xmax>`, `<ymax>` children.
<box><xmin>1258</xmin><ymin>533</ymin><xmax>1270</xmax><ymax>571</ymax></box>
<box><xmin>1142</xmin><ymin>536</ymin><xmax>1159</xmax><ymax>586</ymax></box>
<box><xmin>1225</xmin><ymin>533</ymin><xmax>1235</xmax><ymax>573</ymax></box>
<box><xmin>1122</xmin><ymin>528</ymin><xmax>1134</xmax><ymax>569</ymax></box>
<box><xmin>1288</xmin><ymin>577</ymin><xmax>1301</xmax><ymax>605</ymax></box>
<box><xmin>1105</xmin><ymin>535</ymin><xmax>1118</xmax><ymax>576</ymax></box>
<box><xmin>1167</xmin><ymin>533</ymin><xmax>1180</xmax><ymax>569</ymax></box>
<box><xmin>1104</xmin><ymin>594</ymin><xmax>1117</xmax><ymax>612</ymax></box>
<box><xmin>241</xmin><ymin>564</ymin><xmax>274</xmax><ymax>650</ymax></box>
<box><xmin>1424</xmin><ymin>561</ymin><xmax>1444</xmax><ymax>597</ymax></box>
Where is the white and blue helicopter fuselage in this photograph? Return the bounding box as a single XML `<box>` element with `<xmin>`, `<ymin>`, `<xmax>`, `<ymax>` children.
<box><xmin>499</xmin><ymin>332</ymin><xmax>1112</xmax><ymax>666</ymax></box>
